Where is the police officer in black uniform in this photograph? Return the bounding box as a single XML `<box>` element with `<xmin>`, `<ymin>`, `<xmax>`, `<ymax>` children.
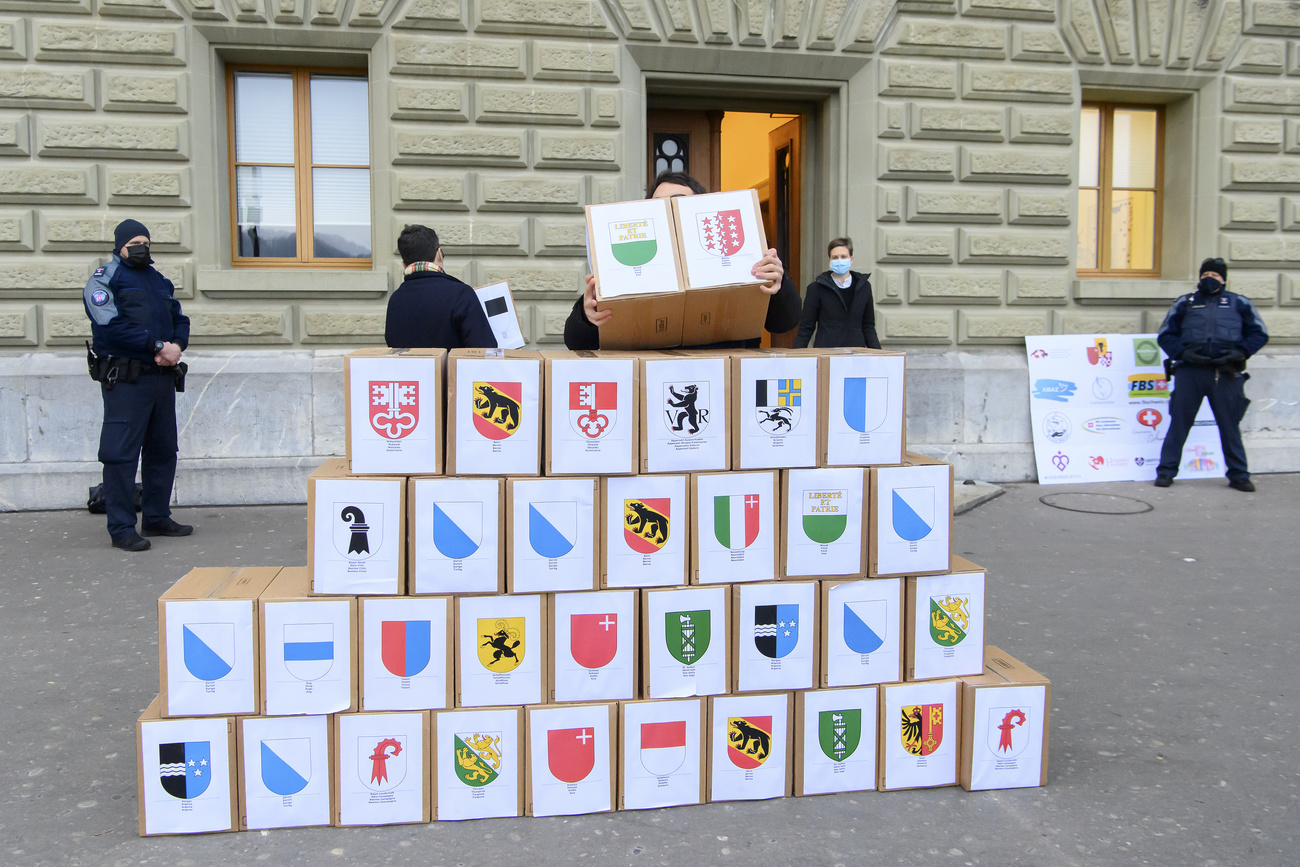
<box><xmin>1154</xmin><ymin>257</ymin><xmax>1269</xmax><ymax>492</ymax></box>
<box><xmin>83</xmin><ymin>219</ymin><xmax>193</xmax><ymax>551</ymax></box>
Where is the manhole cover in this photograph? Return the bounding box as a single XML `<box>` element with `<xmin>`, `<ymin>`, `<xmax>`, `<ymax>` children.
<box><xmin>1038</xmin><ymin>492</ymin><xmax>1153</xmax><ymax>515</ymax></box>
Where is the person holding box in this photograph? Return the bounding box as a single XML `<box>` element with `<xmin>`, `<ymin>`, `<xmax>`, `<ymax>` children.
<box><xmin>385</xmin><ymin>224</ymin><xmax>497</xmax><ymax>350</ymax></box>
<box><xmin>794</xmin><ymin>236</ymin><xmax>880</xmax><ymax>349</ymax></box>
<box><xmin>564</xmin><ymin>172</ymin><xmax>801</xmax><ymax>350</ymax></box>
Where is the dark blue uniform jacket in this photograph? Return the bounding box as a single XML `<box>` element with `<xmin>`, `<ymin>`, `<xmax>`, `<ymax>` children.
<box><xmin>83</xmin><ymin>256</ymin><xmax>189</xmax><ymax>361</ymax></box>
<box><xmin>1156</xmin><ymin>286</ymin><xmax>1268</xmax><ymax>364</ymax></box>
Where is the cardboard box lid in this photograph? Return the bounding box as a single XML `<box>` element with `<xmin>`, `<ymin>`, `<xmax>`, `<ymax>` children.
<box><xmin>259</xmin><ymin>565</ymin><xmax>324</xmax><ymax>601</ymax></box>
<box><xmin>309</xmin><ymin>457</ymin><xmax>348</xmax><ymax>480</ymax></box>
<box><xmin>945</xmin><ymin>555</ymin><xmax>984</xmax><ymax>575</ymax></box>
<box><xmin>449</xmin><ymin>348</ymin><xmax>543</xmax><ymax>360</ymax></box>
<box><xmin>903</xmin><ymin>451</ymin><xmax>952</xmax><ymax>469</ymax></box>
<box><xmin>138</xmin><ymin>694</ymin><xmax>163</xmax><ymax>722</ymax></box>
<box><xmin>159</xmin><ymin>567</ymin><xmax>237</xmax><ymax>601</ymax></box>
<box><xmin>213</xmin><ymin>567</ymin><xmax>282</xmax><ymax>600</ymax></box>
<box><xmin>961</xmin><ymin>646</ymin><xmax>1050</xmax><ymax>688</ymax></box>
<box><xmin>345</xmin><ymin>347</ymin><xmax>448</xmax><ymax>360</ymax></box>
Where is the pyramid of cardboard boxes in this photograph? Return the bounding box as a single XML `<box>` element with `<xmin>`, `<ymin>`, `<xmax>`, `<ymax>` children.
<box><xmin>136</xmin><ymin>346</ymin><xmax>1053</xmax><ymax>835</ymax></box>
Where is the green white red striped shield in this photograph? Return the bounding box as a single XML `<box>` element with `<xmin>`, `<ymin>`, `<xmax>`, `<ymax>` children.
<box><xmin>713</xmin><ymin>494</ymin><xmax>759</xmax><ymax>550</ymax></box>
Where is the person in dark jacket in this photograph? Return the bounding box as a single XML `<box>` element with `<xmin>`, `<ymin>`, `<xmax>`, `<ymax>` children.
<box><xmin>83</xmin><ymin>219</ymin><xmax>192</xmax><ymax>552</ymax></box>
<box><xmin>1154</xmin><ymin>257</ymin><xmax>1269</xmax><ymax>491</ymax></box>
<box><xmin>384</xmin><ymin>224</ymin><xmax>497</xmax><ymax>350</ymax></box>
<box><xmin>794</xmin><ymin>236</ymin><xmax>880</xmax><ymax>349</ymax></box>
<box><xmin>563</xmin><ymin>171</ymin><xmax>801</xmax><ymax>350</ymax></box>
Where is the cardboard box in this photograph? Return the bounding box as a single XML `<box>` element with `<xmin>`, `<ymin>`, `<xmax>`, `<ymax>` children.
<box><xmin>237</xmin><ymin>714</ymin><xmax>333</xmax><ymax>830</ymax></box>
<box><xmin>692</xmin><ymin>470</ymin><xmax>778</xmax><ymax>584</ymax></box>
<box><xmin>136</xmin><ymin>696</ymin><xmax>237</xmax><ymax>836</ymax></box>
<box><xmin>543</xmin><ymin>350</ymin><xmax>640</xmax><ymax>476</ymax></box>
<box><xmin>359</xmin><ymin>596</ymin><xmax>454</xmax><ymax>711</ymax></box>
<box><xmin>640</xmin><ymin>352</ymin><xmax>730</xmax><ymax>473</ymax></box>
<box><xmin>455</xmin><ymin>593</ymin><xmax>547</xmax><ymax>707</ymax></box>
<box><xmin>586</xmin><ymin>197</ymin><xmax>686</xmax><ymax>350</ymax></box>
<box><xmin>475</xmin><ymin>280</ymin><xmax>526</xmax><ymax>349</ymax></box>
<box><xmin>641</xmin><ymin>585</ymin><xmax>730</xmax><ymax>699</ymax></box>
<box><xmin>732</xmin><ymin>580</ymin><xmax>819</xmax><ymax>693</ymax></box>
<box><xmin>433</xmin><ymin>706</ymin><xmax>526</xmax><ymax>820</ymax></box>
<box><xmin>526</xmin><ymin>702</ymin><xmax>617</xmax><ymax>817</ymax></box>
<box><xmin>259</xmin><ymin>566</ymin><xmax>357</xmax><ymax>716</ymax></box>
<box><xmin>619</xmin><ymin>697</ymin><xmax>706</xmax><ymax>810</ymax></box>
<box><xmin>707</xmin><ymin>692</ymin><xmax>792</xmax><ymax>802</ymax></box>
<box><xmin>731</xmin><ymin>352</ymin><xmax>820</xmax><ymax>469</ymax></box>
<box><xmin>549</xmin><ymin>590</ymin><xmax>638</xmax><ymax>703</ymax></box>
<box><xmin>334</xmin><ymin>710</ymin><xmax>431</xmax><ymax>826</ymax></box>
<box><xmin>506</xmin><ymin>477</ymin><xmax>599</xmax><ymax>593</ymax></box>
<box><xmin>820</xmin><ymin>578</ymin><xmax>904</xmax><ymax>687</ymax></box>
<box><xmin>877</xmin><ymin>678</ymin><xmax>962</xmax><ymax>791</ymax></box>
<box><xmin>781</xmin><ymin>467</ymin><xmax>868</xmax><ymax>579</ymax></box>
<box><xmin>868</xmin><ymin>453</ymin><xmax>954</xmax><ymax>577</ymax></box>
<box><xmin>601</xmin><ymin>473</ymin><xmax>689</xmax><ymax>588</ymax></box>
<box><xmin>344</xmin><ymin>348</ymin><xmax>445</xmax><ymax>476</ymax></box>
<box><xmin>158</xmin><ymin>566</ymin><xmax>279</xmax><ymax>718</ymax></box>
<box><xmin>793</xmin><ymin>686</ymin><xmax>879</xmax><ymax>796</ymax></box>
<box><xmin>446</xmin><ymin>348</ymin><xmax>542</xmax><ymax>476</ymax></box>
<box><xmin>671</xmin><ymin>190</ymin><xmax>772</xmax><ymax>346</ymax></box>
<box><xmin>308</xmin><ymin>458</ymin><xmax>406</xmax><ymax>595</ymax></box>
<box><xmin>408</xmin><ymin>476</ymin><xmax>504</xmax><ymax>595</ymax></box>
<box><xmin>905</xmin><ymin>556</ymin><xmax>987</xmax><ymax>682</ymax></box>
<box><xmin>959</xmin><ymin>646</ymin><xmax>1051</xmax><ymax>791</ymax></box>
<box><xmin>820</xmin><ymin>348</ymin><xmax>906</xmax><ymax>467</ymax></box>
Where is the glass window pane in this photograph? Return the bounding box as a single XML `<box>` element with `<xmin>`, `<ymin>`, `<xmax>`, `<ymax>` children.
<box><xmin>1079</xmin><ymin>107</ymin><xmax>1101</xmax><ymax>188</ymax></box>
<box><xmin>1111</xmin><ymin>109</ymin><xmax>1158</xmax><ymax>190</ymax></box>
<box><xmin>1077</xmin><ymin>189</ymin><xmax>1099</xmax><ymax>269</ymax></box>
<box><xmin>313</xmin><ymin>167</ymin><xmax>371</xmax><ymax>258</ymax></box>
<box><xmin>311</xmin><ymin>76</ymin><xmax>370</xmax><ymax>166</ymax></box>
<box><xmin>236</xmin><ymin>165</ymin><xmax>297</xmax><ymax>258</ymax></box>
<box><xmin>1110</xmin><ymin>190</ymin><xmax>1156</xmax><ymax>271</ymax></box>
<box><xmin>234</xmin><ymin>73</ymin><xmax>295</xmax><ymax>164</ymax></box>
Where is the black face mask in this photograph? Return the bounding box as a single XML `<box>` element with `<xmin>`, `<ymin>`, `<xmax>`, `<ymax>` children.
<box><xmin>1198</xmin><ymin>276</ymin><xmax>1224</xmax><ymax>294</ymax></box>
<box><xmin>124</xmin><ymin>244</ymin><xmax>151</xmax><ymax>268</ymax></box>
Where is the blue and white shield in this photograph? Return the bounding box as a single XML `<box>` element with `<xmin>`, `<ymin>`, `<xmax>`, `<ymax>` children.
<box><xmin>283</xmin><ymin>623</ymin><xmax>334</xmax><ymax>681</ymax></box>
<box><xmin>432</xmin><ymin>501</ymin><xmax>483</xmax><ymax>560</ymax></box>
<box><xmin>182</xmin><ymin>622</ymin><xmax>235</xmax><ymax>681</ymax></box>
<box><xmin>843</xmin><ymin>377</ymin><xmax>888</xmax><ymax>433</ymax></box>
<box><xmin>754</xmin><ymin>604</ymin><xmax>800</xmax><ymax>659</ymax></box>
<box><xmin>529</xmin><ymin>501</ymin><xmax>576</xmax><ymax>558</ymax></box>
<box><xmin>843</xmin><ymin>600</ymin><xmax>887</xmax><ymax>654</ymax></box>
<box><xmin>159</xmin><ymin>741</ymin><xmax>211</xmax><ymax>800</ymax></box>
<box><xmin>260</xmin><ymin>738</ymin><xmax>312</xmax><ymax>796</ymax></box>
<box><xmin>891</xmin><ymin>487</ymin><xmax>935</xmax><ymax>542</ymax></box>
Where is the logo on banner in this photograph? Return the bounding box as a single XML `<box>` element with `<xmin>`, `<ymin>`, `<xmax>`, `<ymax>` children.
<box><xmin>609</xmin><ymin>219</ymin><xmax>657</xmax><ymax>269</ymax></box>
<box><xmin>570</xmin><ymin>613</ymin><xmax>618</xmax><ymax>669</ymax></box>
<box><xmin>159</xmin><ymin>742</ymin><xmax>211</xmax><ymax>800</ymax></box>
<box><xmin>754</xmin><ymin>604</ymin><xmax>799</xmax><ymax>659</ymax></box>
<box><xmin>478</xmin><ymin>618</ymin><xmax>524</xmax><ymax>671</ymax></box>
<box><xmin>624</xmin><ymin>499</ymin><xmax>670</xmax><ymax>553</ymax></box>
<box><xmin>453</xmin><ymin>732</ymin><xmax>502</xmax><ymax>787</ymax></box>
<box><xmin>432</xmin><ymin>502</ymin><xmax>482</xmax><ymax>560</ymax></box>
<box><xmin>1083</xmin><ymin>417</ymin><xmax>1123</xmax><ymax>433</ymax></box>
<box><xmin>1042</xmin><ymin>411</ymin><xmax>1071</xmax><ymax>444</ymax></box>
<box><xmin>819</xmin><ymin>709</ymin><xmax>862</xmax><ymax>763</ymax></box>
<box><xmin>548</xmin><ymin>728</ymin><xmax>596</xmax><ymax>784</ymax></box>
<box><xmin>989</xmin><ymin>708</ymin><xmax>1030</xmax><ymax>758</ymax></box>
<box><xmin>1092</xmin><ymin>377</ymin><xmax>1114</xmax><ymax>400</ymax></box>
<box><xmin>697</xmin><ymin>209</ymin><xmax>745</xmax><ymax>258</ymax></box>
<box><xmin>1186</xmin><ymin>444</ymin><xmax>1218</xmax><ymax>472</ymax></box>
<box><xmin>802</xmin><ymin>489</ymin><xmax>848</xmax><ymax>544</ymax></box>
<box><xmin>714</xmin><ymin>493</ymin><xmax>760</xmax><ymax>550</ymax></box>
<box><xmin>182</xmin><ymin>622</ymin><xmax>235</xmax><ymax>681</ymax></box>
<box><xmin>891</xmin><ymin>487</ymin><xmax>934</xmax><ymax>542</ymax></box>
<box><xmin>1087</xmin><ymin>338</ymin><xmax>1113</xmax><ymax>366</ymax></box>
<box><xmin>361</xmin><ymin>736</ymin><xmax>406</xmax><ymax>790</ymax></box>
<box><xmin>1032</xmin><ymin>379</ymin><xmax>1077</xmax><ymax>402</ymax></box>
<box><xmin>843</xmin><ymin>600</ymin><xmax>886</xmax><ymax>654</ymax></box>
<box><xmin>1052</xmin><ymin>452</ymin><xmax>1069</xmax><ymax>472</ymax></box>
<box><xmin>260</xmin><ymin>738</ymin><xmax>311</xmax><ymax>796</ymax></box>
<box><xmin>529</xmin><ymin>501</ymin><xmax>576</xmax><ymax>559</ymax></box>
<box><xmin>901</xmin><ymin>704</ymin><xmax>944</xmax><ymax>757</ymax></box>
<box><xmin>369</xmin><ymin>380</ymin><xmax>418</xmax><ymax>439</ymax></box>
<box><xmin>929</xmin><ymin>595</ymin><xmax>971</xmax><ymax>647</ymax></box>
<box><xmin>664</xmin><ymin>383</ymin><xmax>709</xmax><ymax>437</ymax></box>
<box><xmin>1030</xmin><ymin>348</ymin><xmax>1047</xmax><ymax>359</ymax></box>
<box><xmin>727</xmin><ymin>716</ymin><xmax>772</xmax><ymax>769</ymax></box>
<box><xmin>335</xmin><ymin>504</ymin><xmax>381</xmax><ymax>559</ymax></box>
<box><xmin>1133</xmin><ymin>338</ymin><xmax>1161</xmax><ymax>367</ymax></box>
<box><xmin>381</xmin><ymin>620</ymin><xmax>432</xmax><ymax>678</ymax></box>
<box><xmin>1090</xmin><ymin>455</ymin><xmax>1105</xmax><ymax>470</ymax></box>
<box><xmin>755</xmin><ymin>379</ymin><xmax>800</xmax><ymax>434</ymax></box>
<box><xmin>640</xmin><ymin>721</ymin><xmax>686</xmax><ymax>776</ymax></box>
<box><xmin>1137</xmin><ymin>408</ymin><xmax>1163</xmax><ymax>429</ymax></box>
<box><xmin>843</xmin><ymin>377</ymin><xmax>888</xmax><ymax>433</ymax></box>
<box><xmin>1128</xmin><ymin>373</ymin><xmax>1169</xmax><ymax>399</ymax></box>
<box><xmin>472</xmin><ymin>382</ymin><xmax>522</xmax><ymax>439</ymax></box>
<box><xmin>283</xmin><ymin>623</ymin><xmax>333</xmax><ymax>681</ymax></box>
<box><xmin>569</xmin><ymin>381</ymin><xmax>617</xmax><ymax>439</ymax></box>
<box><xmin>665</xmin><ymin>610</ymin><xmax>710</xmax><ymax>665</ymax></box>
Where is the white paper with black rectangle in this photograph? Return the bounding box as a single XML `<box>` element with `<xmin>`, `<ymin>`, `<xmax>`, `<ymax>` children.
<box><xmin>825</xmin><ymin>579</ymin><xmax>902</xmax><ymax>686</ymax></box>
<box><xmin>709</xmin><ymin>693</ymin><xmax>788</xmax><ymax>802</ymax></box>
<box><xmin>799</xmin><ymin>687</ymin><xmax>878</xmax><ymax>796</ymax></box>
<box><xmin>164</xmin><ymin>599</ymin><xmax>257</xmax><ymax>717</ymax></box>
<box><xmin>140</xmin><ymin>715</ymin><xmax>233</xmax><ymax>835</ymax></box>
<box><xmin>969</xmin><ymin>684</ymin><xmax>1046</xmax><ymax>791</ymax></box>
<box><xmin>734</xmin><ymin>581</ymin><xmax>816</xmax><ymax>692</ymax></box>
<box><xmin>475</xmin><ymin>281</ymin><xmax>525</xmax><ymax>349</ymax></box>
<box><xmin>622</xmin><ymin>699</ymin><xmax>703</xmax><ymax>810</ymax></box>
<box><xmin>263</xmin><ymin>599</ymin><xmax>352</xmax><ymax>716</ymax></box>
<box><xmin>736</xmin><ymin>355</ymin><xmax>819</xmax><ymax>469</ymax></box>
<box><xmin>411</xmin><ymin>477</ymin><xmax>501</xmax><ymax>595</ymax></box>
<box><xmin>336</xmin><ymin>712</ymin><xmax>425</xmax><ymax>826</ymax></box>
<box><xmin>312</xmin><ymin>478</ymin><xmax>403</xmax><ymax>595</ymax></box>
<box><xmin>552</xmin><ymin>590</ymin><xmax>636</xmax><ymax>703</ymax></box>
<box><xmin>361</xmin><ymin>597</ymin><xmax>449</xmax><ymax>711</ymax></box>
<box><xmin>241</xmin><ymin>714</ymin><xmax>331</xmax><ymax>829</ymax></box>
<box><xmin>604</xmin><ymin>473</ymin><xmax>687</xmax><ymax>588</ymax></box>
<box><xmin>825</xmin><ymin>354</ymin><xmax>905</xmax><ymax>466</ymax></box>
<box><xmin>435</xmin><ymin>707</ymin><xmax>522</xmax><ymax>820</ymax></box>
<box><xmin>644</xmin><ymin>586</ymin><xmax>728</xmax><ymax>698</ymax></box>
<box><xmin>785</xmin><ymin>467</ymin><xmax>865</xmax><ymax>577</ymax></box>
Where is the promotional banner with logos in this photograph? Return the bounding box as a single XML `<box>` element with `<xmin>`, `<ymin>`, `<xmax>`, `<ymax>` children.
<box><xmin>1026</xmin><ymin>334</ymin><xmax>1220</xmax><ymax>484</ymax></box>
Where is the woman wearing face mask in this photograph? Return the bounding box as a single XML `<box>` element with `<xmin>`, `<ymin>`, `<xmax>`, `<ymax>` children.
<box><xmin>793</xmin><ymin>237</ymin><xmax>880</xmax><ymax>349</ymax></box>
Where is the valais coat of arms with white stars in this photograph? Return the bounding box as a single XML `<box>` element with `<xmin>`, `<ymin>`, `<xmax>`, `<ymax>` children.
<box><xmin>697</xmin><ymin>209</ymin><xmax>745</xmax><ymax>258</ymax></box>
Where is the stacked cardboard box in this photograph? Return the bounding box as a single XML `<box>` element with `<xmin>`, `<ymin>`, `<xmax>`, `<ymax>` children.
<box><xmin>137</xmin><ymin>344</ymin><xmax>1050</xmax><ymax>834</ymax></box>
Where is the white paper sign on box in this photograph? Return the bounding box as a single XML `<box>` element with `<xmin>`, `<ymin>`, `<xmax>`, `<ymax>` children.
<box><xmin>796</xmin><ymin>687</ymin><xmax>878</xmax><ymax>796</ymax></box>
<box><xmin>409</xmin><ymin>477</ymin><xmax>503</xmax><ymax>596</ymax></box>
<box><xmin>361</xmin><ymin>596</ymin><xmax>451</xmax><ymax>711</ymax></box>
<box><xmin>551</xmin><ymin>590</ymin><xmax>637</xmax><ymax>703</ymax></box>
<box><xmin>456</xmin><ymin>594</ymin><xmax>545</xmax><ymax>708</ymax></box>
<box><xmin>587</xmin><ymin>198</ymin><xmax>682</xmax><ymax>298</ymax></box>
<box><xmin>871</xmin><ymin>461</ymin><xmax>952</xmax><ymax>577</ymax></box>
<box><xmin>163</xmin><ymin>599</ymin><xmax>257</xmax><ymax>716</ymax></box>
<box><xmin>673</xmin><ymin>190</ymin><xmax>767</xmax><ymax>290</ymax></box>
<box><xmin>239</xmin><ymin>714</ymin><xmax>332</xmax><ymax>830</ymax></box>
<box><xmin>708</xmin><ymin>692</ymin><xmax>790</xmax><ymax>802</ymax></box>
<box><xmin>620</xmin><ymin>698</ymin><xmax>704</xmax><ymax>810</ymax></box>
<box><xmin>547</xmin><ymin>355</ymin><xmax>637</xmax><ymax>475</ymax></box>
<box><xmin>968</xmin><ymin>684</ymin><xmax>1047</xmax><ymax>790</ymax></box>
<box><xmin>310</xmin><ymin>476</ymin><xmax>404</xmax><ymax>595</ymax></box>
<box><xmin>602</xmin><ymin>473</ymin><xmax>688</xmax><ymax>588</ymax></box>
<box><xmin>434</xmin><ymin>706</ymin><xmax>524</xmax><ymax>820</ymax></box>
<box><xmin>508</xmin><ymin>477</ymin><xmax>597</xmax><ymax>593</ymax></box>
<box><xmin>449</xmin><ymin>354</ymin><xmax>541</xmax><ymax>476</ymax></box>
<box><xmin>527</xmin><ymin>703</ymin><xmax>615</xmax><ymax>817</ymax></box>
<box><xmin>641</xmin><ymin>355</ymin><xmax>729</xmax><ymax>473</ymax></box>
<box><xmin>823</xmin><ymin>578</ymin><xmax>903</xmax><ymax>687</ymax></box>
<box><xmin>643</xmin><ymin>586</ymin><xmax>729</xmax><ymax>698</ymax></box>
<box><xmin>137</xmin><ymin>709</ymin><xmax>234</xmax><ymax>836</ymax></box>
<box><xmin>824</xmin><ymin>352</ymin><xmax>906</xmax><ymax>467</ymax></box>
<box><xmin>909</xmin><ymin>566</ymin><xmax>986</xmax><ymax>681</ymax></box>
<box><xmin>734</xmin><ymin>354</ymin><xmax>819</xmax><ymax>469</ymax></box>
<box><xmin>262</xmin><ymin>598</ymin><xmax>353</xmax><ymax>716</ymax></box>
<box><xmin>733</xmin><ymin>580</ymin><xmax>817</xmax><ymax>693</ymax></box>
<box><xmin>335</xmin><ymin>711</ymin><xmax>427</xmax><ymax>826</ymax></box>
<box><xmin>879</xmin><ymin>679</ymin><xmax>960</xmax><ymax>791</ymax></box>
<box><xmin>783</xmin><ymin>467</ymin><xmax>866</xmax><ymax>578</ymax></box>
<box><xmin>693</xmin><ymin>471</ymin><xmax>777</xmax><ymax>584</ymax></box>
<box><xmin>346</xmin><ymin>352</ymin><xmax>442</xmax><ymax>475</ymax></box>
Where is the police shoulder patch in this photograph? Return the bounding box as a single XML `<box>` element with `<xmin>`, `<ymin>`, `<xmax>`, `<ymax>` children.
<box><xmin>93</xmin><ymin>267</ymin><xmax>106</xmax><ymax>277</ymax></box>
<box><xmin>90</xmin><ymin>288</ymin><xmax>110</xmax><ymax>307</ymax></box>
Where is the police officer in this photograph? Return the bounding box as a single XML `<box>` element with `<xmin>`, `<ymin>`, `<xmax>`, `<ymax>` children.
<box><xmin>83</xmin><ymin>219</ymin><xmax>193</xmax><ymax>551</ymax></box>
<box><xmin>1154</xmin><ymin>257</ymin><xmax>1269</xmax><ymax>491</ymax></box>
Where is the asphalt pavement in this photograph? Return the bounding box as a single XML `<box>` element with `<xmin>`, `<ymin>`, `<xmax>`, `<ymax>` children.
<box><xmin>1</xmin><ymin>474</ymin><xmax>1295</xmax><ymax>866</ymax></box>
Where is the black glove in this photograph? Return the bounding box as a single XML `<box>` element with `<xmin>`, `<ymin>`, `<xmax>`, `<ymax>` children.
<box><xmin>1181</xmin><ymin>349</ymin><xmax>1212</xmax><ymax>365</ymax></box>
<box><xmin>1215</xmin><ymin>350</ymin><xmax>1246</xmax><ymax>369</ymax></box>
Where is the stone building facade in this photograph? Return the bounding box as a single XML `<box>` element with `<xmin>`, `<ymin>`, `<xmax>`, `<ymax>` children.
<box><xmin>2</xmin><ymin>0</ymin><xmax>1299</xmax><ymax>509</ymax></box>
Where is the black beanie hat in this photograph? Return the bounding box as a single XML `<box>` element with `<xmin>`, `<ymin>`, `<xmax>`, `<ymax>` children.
<box><xmin>114</xmin><ymin>219</ymin><xmax>150</xmax><ymax>251</ymax></box>
<box><xmin>1199</xmin><ymin>257</ymin><xmax>1227</xmax><ymax>281</ymax></box>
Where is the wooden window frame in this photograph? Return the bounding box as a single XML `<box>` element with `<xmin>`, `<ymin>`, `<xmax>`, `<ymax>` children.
<box><xmin>226</xmin><ymin>64</ymin><xmax>372</xmax><ymax>269</ymax></box>
<box><xmin>1077</xmin><ymin>102</ymin><xmax>1165</xmax><ymax>279</ymax></box>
